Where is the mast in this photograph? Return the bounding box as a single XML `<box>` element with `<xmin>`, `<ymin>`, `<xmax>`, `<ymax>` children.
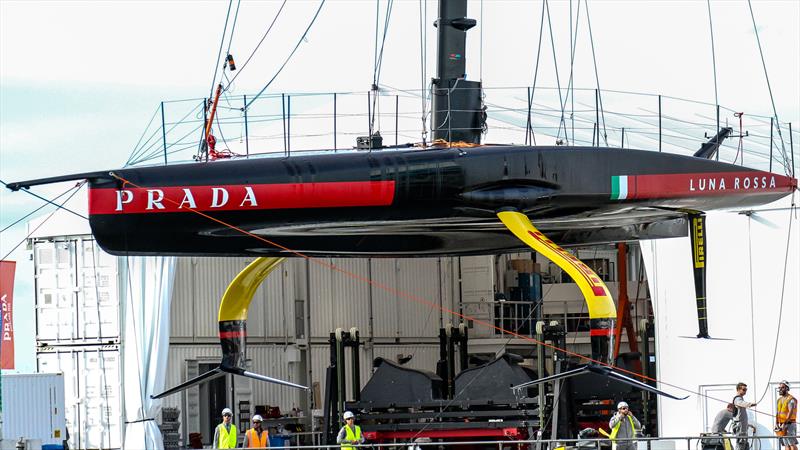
<box><xmin>431</xmin><ymin>0</ymin><xmax>484</xmax><ymax>144</ymax></box>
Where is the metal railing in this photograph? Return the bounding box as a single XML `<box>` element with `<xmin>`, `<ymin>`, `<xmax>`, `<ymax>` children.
<box><xmin>222</xmin><ymin>433</ymin><xmax>798</xmax><ymax>450</ymax></box>
<box><xmin>128</xmin><ymin>86</ymin><xmax>798</xmax><ymax>178</ymax></box>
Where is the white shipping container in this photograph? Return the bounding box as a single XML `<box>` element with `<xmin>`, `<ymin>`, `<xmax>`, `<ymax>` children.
<box><xmin>37</xmin><ymin>347</ymin><xmax>123</xmax><ymax>450</ymax></box>
<box><xmin>0</xmin><ymin>373</ymin><xmax>67</xmax><ymax>446</ymax></box>
<box><xmin>34</xmin><ymin>238</ymin><xmax>120</xmax><ymax>344</ymax></box>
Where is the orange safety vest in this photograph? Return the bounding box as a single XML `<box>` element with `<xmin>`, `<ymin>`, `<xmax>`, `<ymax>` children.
<box><xmin>246</xmin><ymin>428</ymin><xmax>269</xmax><ymax>448</ymax></box>
<box><xmin>777</xmin><ymin>394</ymin><xmax>797</xmax><ymax>424</ymax></box>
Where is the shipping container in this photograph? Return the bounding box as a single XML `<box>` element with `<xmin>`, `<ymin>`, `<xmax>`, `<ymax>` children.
<box><xmin>0</xmin><ymin>373</ymin><xmax>66</xmax><ymax>446</ymax></box>
<box><xmin>33</xmin><ymin>237</ymin><xmax>120</xmax><ymax>344</ymax></box>
<box><xmin>37</xmin><ymin>346</ymin><xmax>123</xmax><ymax>450</ymax></box>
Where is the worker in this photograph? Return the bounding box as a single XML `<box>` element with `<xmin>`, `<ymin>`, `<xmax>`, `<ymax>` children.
<box><xmin>212</xmin><ymin>407</ymin><xmax>238</xmax><ymax>449</ymax></box>
<box><xmin>608</xmin><ymin>401</ymin><xmax>642</xmax><ymax>450</ymax></box>
<box><xmin>243</xmin><ymin>414</ymin><xmax>269</xmax><ymax>448</ymax></box>
<box><xmin>732</xmin><ymin>382</ymin><xmax>758</xmax><ymax>450</ymax></box>
<box><xmin>711</xmin><ymin>403</ymin><xmax>736</xmax><ymax>433</ymax></box>
<box><xmin>336</xmin><ymin>411</ymin><xmax>364</xmax><ymax>449</ymax></box>
<box><xmin>776</xmin><ymin>380</ymin><xmax>797</xmax><ymax>450</ymax></box>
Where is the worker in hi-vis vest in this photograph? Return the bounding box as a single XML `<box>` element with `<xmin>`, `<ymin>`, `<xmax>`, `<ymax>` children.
<box><xmin>776</xmin><ymin>381</ymin><xmax>797</xmax><ymax>450</ymax></box>
<box><xmin>601</xmin><ymin>401</ymin><xmax>642</xmax><ymax>450</ymax></box>
<box><xmin>243</xmin><ymin>414</ymin><xmax>270</xmax><ymax>448</ymax></box>
<box><xmin>212</xmin><ymin>407</ymin><xmax>238</xmax><ymax>449</ymax></box>
<box><xmin>336</xmin><ymin>411</ymin><xmax>364</xmax><ymax>449</ymax></box>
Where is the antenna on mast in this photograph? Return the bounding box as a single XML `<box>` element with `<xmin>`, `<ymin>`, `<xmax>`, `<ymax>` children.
<box><xmin>431</xmin><ymin>0</ymin><xmax>485</xmax><ymax>145</ymax></box>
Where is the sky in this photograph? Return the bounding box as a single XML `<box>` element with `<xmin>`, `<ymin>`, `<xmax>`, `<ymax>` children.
<box><xmin>1</xmin><ymin>0</ymin><xmax>798</xmax><ymax>372</ymax></box>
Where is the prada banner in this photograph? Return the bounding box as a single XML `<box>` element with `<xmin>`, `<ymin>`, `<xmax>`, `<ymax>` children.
<box><xmin>1</xmin><ymin>260</ymin><xmax>15</xmax><ymax>370</ymax></box>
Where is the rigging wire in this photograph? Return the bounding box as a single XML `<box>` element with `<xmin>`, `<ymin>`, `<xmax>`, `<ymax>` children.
<box><xmin>754</xmin><ymin>201</ymin><xmax>796</xmax><ymax>405</ymax></box>
<box><xmin>543</xmin><ymin>0</ymin><xmax>569</xmax><ymax>144</ymax></box>
<box><xmin>418</xmin><ymin>0</ymin><xmax>429</xmax><ymax>144</ymax></box>
<box><xmin>0</xmin><ymin>181</ymin><xmax>86</xmax><ymax>261</ymax></box>
<box><xmin>706</xmin><ymin>0</ymin><xmax>720</xmax><ymax>136</ymax></box>
<box><xmin>225</xmin><ymin>0</ymin><xmax>242</xmax><ymax>58</ymax></box>
<box><xmin>126</xmin><ymin>105</ymin><xmax>162</xmax><ymax>166</ymax></box>
<box><xmin>528</xmin><ymin>0</ymin><xmax>547</xmax><ymax>141</ymax></box>
<box><xmin>0</xmin><ymin>180</ymin><xmax>88</xmax><ymax>222</ymax></box>
<box><xmin>746</xmin><ymin>0</ymin><xmax>790</xmax><ymax>175</ymax></box>
<box><xmin>370</xmin><ymin>0</ymin><xmax>395</xmax><ymax>134</ymax></box>
<box><xmin>583</xmin><ymin>0</ymin><xmax>607</xmax><ymax>146</ymax></box>
<box><xmin>224</xmin><ymin>0</ymin><xmax>288</xmax><ymax>90</ymax></box>
<box><xmin>373</xmin><ymin>0</ymin><xmax>394</xmax><ymax>87</ymax></box>
<box><xmin>209</xmin><ymin>0</ymin><xmax>235</xmax><ymax>98</ymax></box>
<box><xmin>0</xmin><ymin>184</ymin><xmax>76</xmax><ymax>234</ymax></box>
<box><xmin>569</xmin><ymin>0</ymin><xmax>574</xmax><ymax>142</ymax></box>
<box><xmin>244</xmin><ymin>0</ymin><xmax>326</xmax><ymax>111</ymax></box>
<box><xmin>479</xmin><ymin>0</ymin><xmax>484</xmax><ymax>82</ymax></box>
<box><xmin>555</xmin><ymin>0</ymin><xmax>581</xmax><ymax>146</ymax></box>
<box><xmin>128</xmin><ymin>106</ymin><xmax>204</xmax><ymax>166</ymax></box>
<box><xmin>109</xmin><ymin>171</ymin><xmax>788</xmax><ymax>422</ymax></box>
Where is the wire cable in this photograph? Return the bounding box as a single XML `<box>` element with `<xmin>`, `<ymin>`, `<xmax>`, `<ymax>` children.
<box><xmin>584</xmin><ymin>0</ymin><xmax>608</xmax><ymax>145</ymax></box>
<box><xmin>746</xmin><ymin>0</ymin><xmax>790</xmax><ymax>174</ymax></box>
<box><xmin>753</xmin><ymin>201</ymin><xmax>796</xmax><ymax>405</ymax></box>
<box><xmin>528</xmin><ymin>0</ymin><xmax>547</xmax><ymax>139</ymax></box>
<box><xmin>244</xmin><ymin>0</ymin><xmax>326</xmax><ymax>110</ymax></box>
<box><xmin>0</xmin><ymin>181</ymin><xmax>88</xmax><ymax>222</ymax></box>
<box><xmin>0</xmin><ymin>183</ymin><xmax>76</xmax><ymax>234</ymax></box>
<box><xmin>418</xmin><ymin>0</ymin><xmax>429</xmax><ymax>144</ymax></box>
<box><xmin>126</xmin><ymin>105</ymin><xmax>162</xmax><ymax>167</ymax></box>
<box><xmin>224</xmin><ymin>0</ymin><xmax>288</xmax><ymax>90</ymax></box>
<box><xmin>225</xmin><ymin>0</ymin><xmax>242</xmax><ymax>58</ymax></box>
<box><xmin>209</xmin><ymin>0</ymin><xmax>235</xmax><ymax>99</ymax></box>
<box><xmin>543</xmin><ymin>0</ymin><xmax>568</xmax><ymax>144</ymax></box>
<box><xmin>1</xmin><ymin>181</ymin><xmax>86</xmax><ymax>261</ymax></box>
<box><xmin>706</xmin><ymin>0</ymin><xmax>720</xmax><ymax>136</ymax></box>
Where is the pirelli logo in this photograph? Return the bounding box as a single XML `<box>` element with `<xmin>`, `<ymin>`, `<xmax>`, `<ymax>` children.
<box><xmin>692</xmin><ymin>216</ymin><xmax>705</xmax><ymax>268</ymax></box>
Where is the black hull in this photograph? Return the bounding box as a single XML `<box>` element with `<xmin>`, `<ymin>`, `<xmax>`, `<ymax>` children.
<box><xmin>74</xmin><ymin>145</ymin><xmax>795</xmax><ymax>256</ymax></box>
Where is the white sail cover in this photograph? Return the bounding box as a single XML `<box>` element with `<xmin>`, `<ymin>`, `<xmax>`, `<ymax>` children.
<box><xmin>121</xmin><ymin>256</ymin><xmax>176</xmax><ymax>449</ymax></box>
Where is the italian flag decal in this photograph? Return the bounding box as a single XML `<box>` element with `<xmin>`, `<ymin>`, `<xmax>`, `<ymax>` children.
<box><xmin>611</xmin><ymin>175</ymin><xmax>631</xmax><ymax>200</ymax></box>
<box><xmin>610</xmin><ymin>171</ymin><xmax>794</xmax><ymax>200</ymax></box>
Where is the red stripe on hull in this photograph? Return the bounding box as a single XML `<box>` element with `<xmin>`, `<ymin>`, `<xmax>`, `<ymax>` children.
<box><xmin>89</xmin><ymin>181</ymin><xmax>396</xmax><ymax>215</ymax></box>
<box><xmin>628</xmin><ymin>172</ymin><xmax>795</xmax><ymax>200</ymax></box>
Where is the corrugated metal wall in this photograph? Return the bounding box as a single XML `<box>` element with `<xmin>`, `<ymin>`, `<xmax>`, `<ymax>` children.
<box><xmin>170</xmin><ymin>257</ymin><xmax>295</xmax><ymax>341</ymax></box>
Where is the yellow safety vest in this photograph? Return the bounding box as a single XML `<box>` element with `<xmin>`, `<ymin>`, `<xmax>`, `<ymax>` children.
<box><xmin>606</xmin><ymin>415</ymin><xmax>636</xmax><ymax>447</ymax></box>
<box><xmin>246</xmin><ymin>428</ymin><xmax>269</xmax><ymax>448</ymax></box>
<box><xmin>777</xmin><ymin>394</ymin><xmax>797</xmax><ymax>424</ymax></box>
<box><xmin>217</xmin><ymin>423</ymin><xmax>238</xmax><ymax>449</ymax></box>
<box><xmin>341</xmin><ymin>424</ymin><xmax>362</xmax><ymax>450</ymax></box>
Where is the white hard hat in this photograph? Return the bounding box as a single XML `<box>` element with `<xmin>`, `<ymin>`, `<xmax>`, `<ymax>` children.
<box><xmin>222</xmin><ymin>408</ymin><xmax>233</xmax><ymax>416</ymax></box>
<box><xmin>252</xmin><ymin>414</ymin><xmax>263</xmax><ymax>422</ymax></box>
<box><xmin>617</xmin><ymin>401</ymin><xmax>629</xmax><ymax>410</ymax></box>
<box><xmin>779</xmin><ymin>380</ymin><xmax>790</xmax><ymax>390</ymax></box>
<box><xmin>343</xmin><ymin>411</ymin><xmax>355</xmax><ymax>420</ymax></box>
